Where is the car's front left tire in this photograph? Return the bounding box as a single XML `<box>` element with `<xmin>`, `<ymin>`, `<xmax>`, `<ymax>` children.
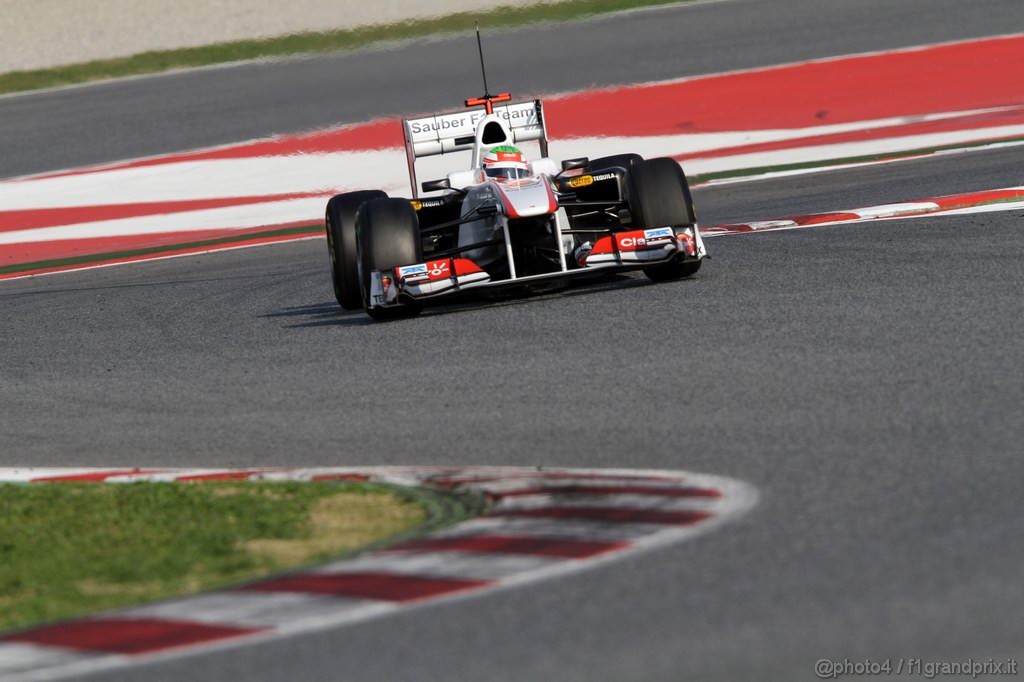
<box><xmin>356</xmin><ymin>198</ymin><xmax>424</xmax><ymax>320</ymax></box>
<box><xmin>326</xmin><ymin>190</ymin><xmax>388</xmax><ymax>309</ymax></box>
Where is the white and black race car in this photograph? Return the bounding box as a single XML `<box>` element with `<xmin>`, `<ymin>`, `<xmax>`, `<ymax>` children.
<box><xmin>325</xmin><ymin>91</ymin><xmax>706</xmax><ymax>320</ymax></box>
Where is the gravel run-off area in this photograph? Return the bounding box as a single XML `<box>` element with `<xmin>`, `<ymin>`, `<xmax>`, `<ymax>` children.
<box><xmin>0</xmin><ymin>0</ymin><xmax>569</xmax><ymax>73</ymax></box>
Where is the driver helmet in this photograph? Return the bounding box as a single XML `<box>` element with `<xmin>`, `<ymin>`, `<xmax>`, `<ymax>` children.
<box><xmin>483</xmin><ymin>145</ymin><xmax>530</xmax><ymax>182</ymax></box>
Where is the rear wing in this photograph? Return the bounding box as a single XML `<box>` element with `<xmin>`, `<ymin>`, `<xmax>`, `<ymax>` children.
<box><xmin>402</xmin><ymin>99</ymin><xmax>549</xmax><ymax>198</ymax></box>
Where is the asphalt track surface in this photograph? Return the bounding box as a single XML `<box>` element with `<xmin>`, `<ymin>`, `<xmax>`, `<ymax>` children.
<box><xmin>3</xmin><ymin>1</ymin><xmax>1024</xmax><ymax>680</ymax></box>
<box><xmin>2</xmin><ymin>0</ymin><xmax>1023</xmax><ymax>178</ymax></box>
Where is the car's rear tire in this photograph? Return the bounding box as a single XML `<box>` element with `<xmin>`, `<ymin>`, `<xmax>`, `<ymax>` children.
<box><xmin>626</xmin><ymin>158</ymin><xmax>701</xmax><ymax>282</ymax></box>
<box><xmin>356</xmin><ymin>198</ymin><xmax>424</xmax><ymax>320</ymax></box>
<box><xmin>326</xmin><ymin>190</ymin><xmax>387</xmax><ymax>309</ymax></box>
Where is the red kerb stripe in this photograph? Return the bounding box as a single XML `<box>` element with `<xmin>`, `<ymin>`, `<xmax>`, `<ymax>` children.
<box><xmin>493</xmin><ymin>485</ymin><xmax>721</xmax><ymax>499</ymax></box>
<box><xmin>431</xmin><ymin>472</ymin><xmax>678</xmax><ymax>488</ymax></box>
<box><xmin>492</xmin><ymin>507</ymin><xmax>712</xmax><ymax>525</ymax></box>
<box><xmin>791</xmin><ymin>212</ymin><xmax>863</xmax><ymax>225</ymax></box>
<box><xmin>0</xmin><ymin>192</ymin><xmax>331</xmax><ymax>233</ymax></box>
<box><xmin>3</xmin><ymin>618</ymin><xmax>264</xmax><ymax>655</ymax></box>
<box><xmin>310</xmin><ymin>473</ymin><xmax>371</xmax><ymax>482</ymax></box>
<box><xmin>706</xmin><ymin>224</ymin><xmax>754</xmax><ymax>234</ymax></box>
<box><xmin>546</xmin><ymin>36</ymin><xmax>1024</xmax><ymax>138</ymax></box>
<box><xmin>672</xmin><ymin>107</ymin><xmax>1024</xmax><ymax>163</ymax></box>
<box><xmin>0</xmin><ymin>230</ymin><xmax>316</xmax><ymax>282</ymax></box>
<box><xmin>175</xmin><ymin>471</ymin><xmax>269</xmax><ymax>481</ymax></box>
<box><xmin>385</xmin><ymin>534</ymin><xmax>629</xmax><ymax>558</ymax></box>
<box><xmin>242</xmin><ymin>572</ymin><xmax>492</xmax><ymax>602</ymax></box>
<box><xmin>930</xmin><ymin>188</ymin><xmax>1024</xmax><ymax>209</ymax></box>
<box><xmin>30</xmin><ymin>469</ymin><xmax>157</xmax><ymax>483</ymax></box>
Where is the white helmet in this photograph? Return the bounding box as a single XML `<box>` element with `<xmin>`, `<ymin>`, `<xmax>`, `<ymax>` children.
<box><xmin>482</xmin><ymin>145</ymin><xmax>530</xmax><ymax>182</ymax></box>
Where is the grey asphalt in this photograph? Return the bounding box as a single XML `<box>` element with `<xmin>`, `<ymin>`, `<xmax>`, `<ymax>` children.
<box><xmin>2</xmin><ymin>0</ymin><xmax>1023</xmax><ymax>178</ymax></box>
<box><xmin>3</xmin><ymin>1</ymin><xmax>1024</xmax><ymax>680</ymax></box>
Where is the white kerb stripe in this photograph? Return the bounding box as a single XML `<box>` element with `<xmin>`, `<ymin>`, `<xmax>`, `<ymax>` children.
<box><xmin>311</xmin><ymin>551</ymin><xmax>563</xmax><ymax>580</ymax></box>
<box><xmin>114</xmin><ymin>592</ymin><xmax>395</xmax><ymax>629</ymax></box>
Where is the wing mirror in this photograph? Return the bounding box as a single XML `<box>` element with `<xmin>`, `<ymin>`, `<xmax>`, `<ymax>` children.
<box><xmin>561</xmin><ymin>157</ymin><xmax>589</xmax><ymax>171</ymax></box>
<box><xmin>421</xmin><ymin>178</ymin><xmax>451</xmax><ymax>193</ymax></box>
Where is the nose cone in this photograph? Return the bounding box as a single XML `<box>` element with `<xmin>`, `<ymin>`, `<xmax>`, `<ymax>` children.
<box><xmin>495</xmin><ymin>178</ymin><xmax>557</xmax><ymax>218</ymax></box>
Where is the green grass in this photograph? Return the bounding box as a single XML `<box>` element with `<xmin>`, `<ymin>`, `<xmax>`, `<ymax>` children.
<box><xmin>0</xmin><ymin>0</ymin><xmax>683</xmax><ymax>96</ymax></box>
<box><xmin>0</xmin><ymin>481</ymin><xmax>428</xmax><ymax>632</ymax></box>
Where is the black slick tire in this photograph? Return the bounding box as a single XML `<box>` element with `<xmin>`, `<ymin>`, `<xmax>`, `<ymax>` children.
<box><xmin>588</xmin><ymin>153</ymin><xmax>644</xmax><ymax>172</ymax></box>
<box><xmin>626</xmin><ymin>157</ymin><xmax>701</xmax><ymax>281</ymax></box>
<box><xmin>356</xmin><ymin>198</ymin><xmax>424</xmax><ymax>320</ymax></box>
<box><xmin>326</xmin><ymin>190</ymin><xmax>387</xmax><ymax>309</ymax></box>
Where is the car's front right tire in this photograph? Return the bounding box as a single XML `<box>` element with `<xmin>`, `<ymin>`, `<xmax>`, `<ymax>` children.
<box><xmin>626</xmin><ymin>158</ymin><xmax>702</xmax><ymax>282</ymax></box>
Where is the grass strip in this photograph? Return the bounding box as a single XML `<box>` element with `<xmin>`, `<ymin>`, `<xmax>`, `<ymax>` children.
<box><xmin>0</xmin><ymin>224</ymin><xmax>321</xmax><ymax>277</ymax></box>
<box><xmin>0</xmin><ymin>480</ymin><xmax>480</xmax><ymax>633</ymax></box>
<box><xmin>689</xmin><ymin>136</ymin><xmax>1024</xmax><ymax>183</ymax></box>
<box><xmin>0</xmin><ymin>0</ymin><xmax>683</xmax><ymax>96</ymax></box>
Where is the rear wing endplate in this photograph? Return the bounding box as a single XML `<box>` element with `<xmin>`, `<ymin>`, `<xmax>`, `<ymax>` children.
<box><xmin>402</xmin><ymin>99</ymin><xmax>549</xmax><ymax>198</ymax></box>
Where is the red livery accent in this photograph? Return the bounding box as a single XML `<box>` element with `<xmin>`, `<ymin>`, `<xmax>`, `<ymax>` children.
<box><xmin>616</xmin><ymin>230</ymin><xmax>650</xmax><ymax>251</ymax></box>
<box><xmin>676</xmin><ymin>232</ymin><xmax>696</xmax><ymax>256</ymax></box>
<box><xmin>590</xmin><ymin>236</ymin><xmax>615</xmax><ymax>255</ymax></box>
<box><xmin>452</xmin><ymin>258</ymin><xmax>485</xmax><ymax>276</ymax></box>
<box><xmin>465</xmin><ymin>92</ymin><xmax>512</xmax><ymax>114</ymax></box>
<box><xmin>426</xmin><ymin>259</ymin><xmax>452</xmax><ymax>281</ymax></box>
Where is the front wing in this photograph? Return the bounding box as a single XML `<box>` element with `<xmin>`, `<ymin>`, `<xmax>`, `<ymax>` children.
<box><xmin>368</xmin><ymin>226</ymin><xmax>704</xmax><ymax>310</ymax></box>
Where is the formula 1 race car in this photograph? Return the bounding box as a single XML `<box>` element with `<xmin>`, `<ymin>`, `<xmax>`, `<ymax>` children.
<box><xmin>325</xmin><ymin>91</ymin><xmax>706</xmax><ymax>320</ymax></box>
